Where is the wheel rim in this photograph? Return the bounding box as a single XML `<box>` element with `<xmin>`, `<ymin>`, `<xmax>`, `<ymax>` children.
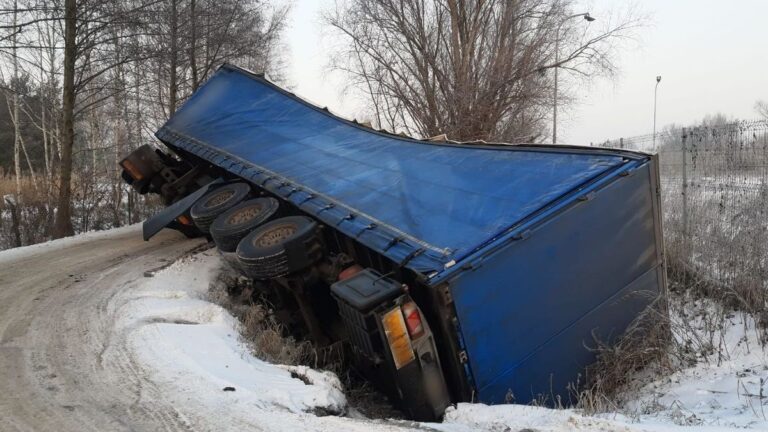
<box><xmin>253</xmin><ymin>223</ymin><xmax>297</xmax><ymax>248</ymax></box>
<box><xmin>228</xmin><ymin>203</ymin><xmax>263</xmax><ymax>225</ymax></box>
<box><xmin>205</xmin><ymin>190</ymin><xmax>235</xmax><ymax>207</ymax></box>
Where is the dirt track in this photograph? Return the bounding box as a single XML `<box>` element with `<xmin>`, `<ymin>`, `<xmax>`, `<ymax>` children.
<box><xmin>0</xmin><ymin>227</ymin><xmax>206</xmax><ymax>432</ymax></box>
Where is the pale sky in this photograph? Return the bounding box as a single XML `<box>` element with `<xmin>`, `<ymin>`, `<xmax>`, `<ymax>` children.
<box><xmin>284</xmin><ymin>0</ymin><xmax>768</xmax><ymax>145</ymax></box>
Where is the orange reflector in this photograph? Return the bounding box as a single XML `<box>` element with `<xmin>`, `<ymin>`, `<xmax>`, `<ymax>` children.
<box><xmin>382</xmin><ymin>307</ymin><xmax>415</xmax><ymax>369</ymax></box>
<box><xmin>120</xmin><ymin>159</ymin><xmax>144</xmax><ymax>181</ymax></box>
<box><xmin>177</xmin><ymin>214</ymin><xmax>192</xmax><ymax>226</ymax></box>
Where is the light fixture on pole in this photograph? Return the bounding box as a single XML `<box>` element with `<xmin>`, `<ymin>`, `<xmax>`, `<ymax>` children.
<box><xmin>653</xmin><ymin>75</ymin><xmax>662</xmax><ymax>149</ymax></box>
<box><xmin>552</xmin><ymin>13</ymin><xmax>595</xmax><ymax>144</ymax></box>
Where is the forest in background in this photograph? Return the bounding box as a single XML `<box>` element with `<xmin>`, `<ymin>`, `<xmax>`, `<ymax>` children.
<box><xmin>0</xmin><ymin>0</ymin><xmax>288</xmax><ymax>248</ymax></box>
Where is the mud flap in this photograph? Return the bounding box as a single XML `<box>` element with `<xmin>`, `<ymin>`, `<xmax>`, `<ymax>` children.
<box><xmin>142</xmin><ymin>178</ymin><xmax>224</xmax><ymax>241</ymax></box>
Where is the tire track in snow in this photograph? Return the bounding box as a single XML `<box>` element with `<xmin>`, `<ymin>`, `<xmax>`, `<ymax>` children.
<box><xmin>0</xmin><ymin>227</ymin><xmax>206</xmax><ymax>432</ymax></box>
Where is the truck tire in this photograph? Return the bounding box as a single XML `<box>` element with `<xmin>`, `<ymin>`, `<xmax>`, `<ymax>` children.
<box><xmin>190</xmin><ymin>182</ymin><xmax>251</xmax><ymax>233</ymax></box>
<box><xmin>236</xmin><ymin>216</ymin><xmax>324</xmax><ymax>279</ymax></box>
<box><xmin>210</xmin><ymin>197</ymin><xmax>280</xmax><ymax>253</ymax></box>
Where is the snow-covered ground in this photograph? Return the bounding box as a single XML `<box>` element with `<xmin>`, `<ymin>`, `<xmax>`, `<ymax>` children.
<box><xmin>0</xmin><ymin>223</ymin><xmax>140</xmax><ymax>265</ymax></box>
<box><xmin>624</xmin><ymin>299</ymin><xmax>768</xmax><ymax>430</ymax></box>
<box><xmin>120</xmin><ymin>248</ymin><xmax>768</xmax><ymax>432</ymax></box>
<box><xmin>113</xmin><ymin>251</ymin><xmax>347</xmax><ymax>416</ymax></box>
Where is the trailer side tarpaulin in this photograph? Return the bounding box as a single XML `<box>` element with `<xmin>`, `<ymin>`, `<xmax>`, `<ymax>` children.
<box><xmin>157</xmin><ymin>65</ymin><xmax>636</xmax><ymax>276</ymax></box>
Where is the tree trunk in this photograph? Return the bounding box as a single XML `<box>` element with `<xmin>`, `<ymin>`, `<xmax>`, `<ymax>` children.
<box><xmin>48</xmin><ymin>24</ymin><xmax>61</xmax><ymax>162</ymax></box>
<box><xmin>190</xmin><ymin>0</ymin><xmax>199</xmax><ymax>91</ymax></box>
<box><xmin>169</xmin><ymin>0</ymin><xmax>178</xmax><ymax>115</ymax></box>
<box><xmin>53</xmin><ymin>0</ymin><xmax>77</xmax><ymax>238</ymax></box>
<box><xmin>19</xmin><ymin>134</ymin><xmax>38</xmax><ymax>193</ymax></box>
<box><xmin>5</xmin><ymin>197</ymin><xmax>22</xmax><ymax>248</ymax></box>
<box><xmin>39</xmin><ymin>43</ymin><xmax>50</xmax><ymax>181</ymax></box>
<box><xmin>12</xmin><ymin>0</ymin><xmax>21</xmax><ymax>198</ymax></box>
<box><xmin>113</xmin><ymin>63</ymin><xmax>125</xmax><ymax>228</ymax></box>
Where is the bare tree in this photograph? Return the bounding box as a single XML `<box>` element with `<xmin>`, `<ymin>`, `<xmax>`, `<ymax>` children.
<box><xmin>756</xmin><ymin>100</ymin><xmax>768</xmax><ymax>120</ymax></box>
<box><xmin>149</xmin><ymin>0</ymin><xmax>289</xmax><ymax>118</ymax></box>
<box><xmin>0</xmin><ymin>0</ymin><xmax>290</xmax><ymax>247</ymax></box>
<box><xmin>11</xmin><ymin>0</ymin><xmax>20</xmax><ymax>196</ymax></box>
<box><xmin>327</xmin><ymin>0</ymin><xmax>642</xmax><ymax>142</ymax></box>
<box><xmin>54</xmin><ymin>0</ymin><xmax>170</xmax><ymax>238</ymax></box>
<box><xmin>54</xmin><ymin>0</ymin><xmax>76</xmax><ymax>237</ymax></box>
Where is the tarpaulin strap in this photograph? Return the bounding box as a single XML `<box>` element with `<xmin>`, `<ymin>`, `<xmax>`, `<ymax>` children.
<box><xmin>261</xmin><ymin>176</ymin><xmax>275</xmax><ymax>186</ymax></box>
<box><xmin>337</xmin><ymin>213</ymin><xmax>356</xmax><ymax>226</ymax></box>
<box><xmin>384</xmin><ymin>236</ymin><xmax>404</xmax><ymax>251</ymax></box>
<box><xmin>399</xmin><ymin>247</ymin><xmax>425</xmax><ymax>267</ymax></box>
<box><xmin>299</xmin><ymin>193</ymin><xmax>316</xmax><ymax>205</ymax></box>
<box><xmin>371</xmin><ymin>271</ymin><xmax>395</xmax><ymax>286</ymax></box>
<box><xmin>317</xmin><ymin>203</ymin><xmax>335</xmax><ymax>213</ymax></box>
<box><xmin>357</xmin><ymin>223</ymin><xmax>377</xmax><ymax>237</ymax></box>
<box><xmin>285</xmin><ymin>187</ymin><xmax>300</xmax><ymax>198</ymax></box>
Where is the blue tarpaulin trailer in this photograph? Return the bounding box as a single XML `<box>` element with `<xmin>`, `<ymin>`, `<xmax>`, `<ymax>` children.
<box><xmin>127</xmin><ymin>64</ymin><xmax>666</xmax><ymax>417</ymax></box>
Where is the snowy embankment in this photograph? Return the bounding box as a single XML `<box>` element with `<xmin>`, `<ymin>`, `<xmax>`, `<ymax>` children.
<box><xmin>0</xmin><ymin>223</ymin><xmax>140</xmax><ymax>264</ymax></box>
<box><xmin>115</xmin><ymin>247</ymin><xmax>768</xmax><ymax>431</ymax></box>
<box><xmin>111</xmin><ymin>250</ymin><xmax>346</xmax><ymax>415</ymax></box>
<box><xmin>625</xmin><ymin>298</ymin><xmax>768</xmax><ymax>430</ymax></box>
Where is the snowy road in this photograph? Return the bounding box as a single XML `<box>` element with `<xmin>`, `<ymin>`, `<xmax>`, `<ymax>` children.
<box><xmin>0</xmin><ymin>227</ymin><xmax>209</xmax><ymax>431</ymax></box>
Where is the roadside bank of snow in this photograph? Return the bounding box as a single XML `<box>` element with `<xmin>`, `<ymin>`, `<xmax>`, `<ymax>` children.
<box><xmin>623</xmin><ymin>298</ymin><xmax>768</xmax><ymax>430</ymax></box>
<box><xmin>0</xmin><ymin>223</ymin><xmax>140</xmax><ymax>264</ymax></box>
<box><xmin>109</xmin><ymin>249</ymin><xmax>347</xmax><ymax>417</ymax></box>
<box><xmin>113</xmin><ymin>245</ymin><xmax>768</xmax><ymax>432</ymax></box>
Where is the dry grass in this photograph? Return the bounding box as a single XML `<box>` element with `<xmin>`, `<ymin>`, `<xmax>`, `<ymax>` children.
<box><xmin>0</xmin><ymin>173</ymin><xmax>161</xmax><ymax>250</ymax></box>
<box><xmin>207</xmin><ymin>268</ymin><xmax>316</xmax><ymax>366</ymax></box>
<box><xmin>574</xmin><ymin>293</ymin><xmax>673</xmax><ymax>414</ymax></box>
<box><xmin>574</xmin><ymin>260</ymin><xmax>766</xmax><ymax>415</ymax></box>
<box><xmin>0</xmin><ymin>175</ymin><xmax>55</xmax><ymax>248</ymax></box>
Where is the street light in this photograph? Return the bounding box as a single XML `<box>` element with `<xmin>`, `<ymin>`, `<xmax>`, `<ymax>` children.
<box><xmin>552</xmin><ymin>12</ymin><xmax>595</xmax><ymax>144</ymax></box>
<box><xmin>653</xmin><ymin>75</ymin><xmax>662</xmax><ymax>150</ymax></box>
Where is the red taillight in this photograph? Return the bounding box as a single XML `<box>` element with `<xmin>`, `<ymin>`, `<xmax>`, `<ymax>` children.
<box><xmin>401</xmin><ymin>302</ymin><xmax>424</xmax><ymax>339</ymax></box>
<box><xmin>338</xmin><ymin>264</ymin><xmax>363</xmax><ymax>281</ymax></box>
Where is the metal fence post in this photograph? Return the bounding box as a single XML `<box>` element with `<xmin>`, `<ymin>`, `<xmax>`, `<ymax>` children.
<box><xmin>681</xmin><ymin>127</ymin><xmax>689</xmax><ymax>266</ymax></box>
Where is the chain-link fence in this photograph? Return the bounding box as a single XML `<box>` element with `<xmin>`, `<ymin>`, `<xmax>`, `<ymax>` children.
<box><xmin>598</xmin><ymin>120</ymin><xmax>768</xmax><ymax>317</ymax></box>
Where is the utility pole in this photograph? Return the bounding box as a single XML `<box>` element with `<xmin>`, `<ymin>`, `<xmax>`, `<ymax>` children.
<box><xmin>653</xmin><ymin>75</ymin><xmax>662</xmax><ymax>149</ymax></box>
<box><xmin>553</xmin><ymin>12</ymin><xmax>595</xmax><ymax>144</ymax></box>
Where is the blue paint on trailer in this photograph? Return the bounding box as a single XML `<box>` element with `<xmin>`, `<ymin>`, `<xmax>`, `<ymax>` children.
<box><xmin>446</xmin><ymin>162</ymin><xmax>663</xmax><ymax>403</ymax></box>
<box><xmin>157</xmin><ymin>64</ymin><xmax>639</xmax><ymax>276</ymax></box>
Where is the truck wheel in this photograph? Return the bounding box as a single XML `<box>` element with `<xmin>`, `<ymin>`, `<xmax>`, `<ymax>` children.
<box><xmin>190</xmin><ymin>182</ymin><xmax>251</xmax><ymax>233</ymax></box>
<box><xmin>210</xmin><ymin>197</ymin><xmax>280</xmax><ymax>253</ymax></box>
<box><xmin>236</xmin><ymin>216</ymin><xmax>324</xmax><ymax>279</ymax></box>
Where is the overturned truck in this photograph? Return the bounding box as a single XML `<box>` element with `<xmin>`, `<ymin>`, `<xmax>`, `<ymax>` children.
<box><xmin>121</xmin><ymin>64</ymin><xmax>667</xmax><ymax>420</ymax></box>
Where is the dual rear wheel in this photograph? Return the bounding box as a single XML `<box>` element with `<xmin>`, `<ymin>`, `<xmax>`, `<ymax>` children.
<box><xmin>236</xmin><ymin>216</ymin><xmax>324</xmax><ymax>279</ymax></box>
<box><xmin>190</xmin><ymin>182</ymin><xmax>323</xmax><ymax>279</ymax></box>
